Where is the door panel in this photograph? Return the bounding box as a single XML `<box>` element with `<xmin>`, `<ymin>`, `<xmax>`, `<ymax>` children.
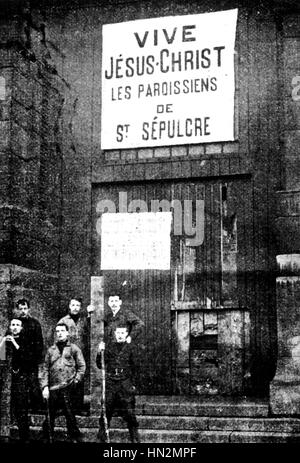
<box><xmin>92</xmin><ymin>178</ymin><xmax>252</xmax><ymax>395</ymax></box>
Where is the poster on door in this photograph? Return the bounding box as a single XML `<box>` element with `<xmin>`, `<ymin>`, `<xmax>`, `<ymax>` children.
<box><xmin>100</xmin><ymin>212</ymin><xmax>172</xmax><ymax>270</ymax></box>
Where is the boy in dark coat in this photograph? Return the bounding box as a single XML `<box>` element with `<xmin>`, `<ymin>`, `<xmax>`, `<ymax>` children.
<box><xmin>97</xmin><ymin>325</ymin><xmax>140</xmax><ymax>443</ymax></box>
<box><xmin>1</xmin><ymin>318</ymin><xmax>32</xmax><ymax>442</ymax></box>
<box><xmin>13</xmin><ymin>298</ymin><xmax>44</xmax><ymax>412</ymax></box>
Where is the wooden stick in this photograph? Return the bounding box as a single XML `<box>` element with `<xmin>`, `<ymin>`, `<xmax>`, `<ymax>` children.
<box><xmin>100</xmin><ymin>348</ymin><xmax>109</xmax><ymax>443</ymax></box>
<box><xmin>90</xmin><ymin>276</ymin><xmax>109</xmax><ymax>442</ymax></box>
<box><xmin>44</xmin><ymin>398</ymin><xmax>53</xmax><ymax>443</ymax></box>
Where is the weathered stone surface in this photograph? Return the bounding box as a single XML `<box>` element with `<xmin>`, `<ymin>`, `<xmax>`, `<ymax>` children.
<box><xmin>229</xmin><ymin>431</ymin><xmax>300</xmax><ymax>443</ymax></box>
<box><xmin>284</xmin><ymin>97</ymin><xmax>300</xmax><ymax>130</ymax></box>
<box><xmin>176</xmin><ymin>312</ymin><xmax>190</xmax><ymax>367</ymax></box>
<box><xmin>154</xmin><ymin>147</ymin><xmax>170</xmax><ymax>158</ymax></box>
<box><xmin>283</xmin><ymin>15</ymin><xmax>300</xmax><ymax>38</ymax></box>
<box><xmin>205</xmin><ymin>143</ymin><xmax>222</xmax><ymax>154</ymax></box>
<box><xmin>270</xmin><ymin>381</ymin><xmax>300</xmax><ymax>415</ymax></box>
<box><xmin>11</xmin><ymin>423</ymin><xmax>300</xmax><ymax>443</ymax></box>
<box><xmin>218</xmin><ymin>310</ymin><xmax>250</xmax><ymax>395</ymax></box>
<box><xmin>18</xmin><ymin>394</ymin><xmax>300</xmax><ymax>443</ymax></box>
<box><xmin>277</xmin><ymin>191</ymin><xmax>300</xmax><ymax>218</ymax></box>
<box><xmin>270</xmin><ymin>274</ymin><xmax>300</xmax><ymax>415</ymax></box>
<box><xmin>276</xmin><ymin>218</ymin><xmax>300</xmax><ymax>254</ymax></box>
<box><xmin>105</xmin><ymin>150</ymin><xmax>120</xmax><ymax>161</ymax></box>
<box><xmin>208</xmin><ymin>417</ymin><xmax>300</xmax><ymax>433</ymax></box>
<box><xmin>138</xmin><ymin>148</ymin><xmax>153</xmax><ymax>160</ymax></box>
<box><xmin>0</xmin><ymin>360</ymin><xmax>11</xmax><ymax>438</ymax></box>
<box><xmin>171</xmin><ymin>146</ymin><xmax>187</xmax><ymax>157</ymax></box>
<box><xmin>0</xmin><ymin>121</ymin><xmax>9</xmax><ymax>149</ymax></box>
<box><xmin>14</xmin><ymin>396</ymin><xmax>300</xmax><ymax>443</ymax></box>
<box><xmin>120</xmin><ymin>149</ymin><xmax>137</xmax><ymax>161</ymax></box>
<box><xmin>134</xmin><ymin>395</ymin><xmax>269</xmax><ymax>417</ymax></box>
<box><xmin>223</xmin><ymin>142</ymin><xmax>239</xmax><ymax>154</ymax></box>
<box><xmin>284</xmin><ymin>156</ymin><xmax>300</xmax><ymax>191</ymax></box>
<box><xmin>188</xmin><ymin>145</ymin><xmax>205</xmax><ymax>156</ymax></box>
<box><xmin>277</xmin><ymin>254</ymin><xmax>300</xmax><ymax>275</ymax></box>
<box><xmin>0</xmin><ymin>24</ymin><xmax>64</xmax><ymax>276</ymax></box>
<box><xmin>0</xmin><ymin>266</ymin><xmax>10</xmax><ymax>283</ymax></box>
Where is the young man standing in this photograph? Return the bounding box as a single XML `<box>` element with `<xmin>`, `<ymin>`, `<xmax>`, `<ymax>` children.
<box><xmin>104</xmin><ymin>289</ymin><xmax>144</xmax><ymax>344</ymax></box>
<box><xmin>58</xmin><ymin>297</ymin><xmax>94</xmax><ymax>353</ymax></box>
<box><xmin>13</xmin><ymin>298</ymin><xmax>44</xmax><ymax>412</ymax></box>
<box><xmin>97</xmin><ymin>326</ymin><xmax>140</xmax><ymax>443</ymax></box>
<box><xmin>40</xmin><ymin>323</ymin><xmax>86</xmax><ymax>443</ymax></box>
<box><xmin>1</xmin><ymin>318</ymin><xmax>32</xmax><ymax>442</ymax></box>
<box><xmin>58</xmin><ymin>297</ymin><xmax>94</xmax><ymax>412</ymax></box>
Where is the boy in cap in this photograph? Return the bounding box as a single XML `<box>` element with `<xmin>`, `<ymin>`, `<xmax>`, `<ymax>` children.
<box><xmin>97</xmin><ymin>325</ymin><xmax>140</xmax><ymax>443</ymax></box>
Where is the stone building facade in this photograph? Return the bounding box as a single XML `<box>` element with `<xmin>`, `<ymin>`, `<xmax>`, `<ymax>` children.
<box><xmin>0</xmin><ymin>0</ymin><xmax>300</xmax><ymax>442</ymax></box>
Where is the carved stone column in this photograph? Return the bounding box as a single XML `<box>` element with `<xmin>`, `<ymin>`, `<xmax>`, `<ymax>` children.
<box><xmin>270</xmin><ymin>255</ymin><xmax>300</xmax><ymax>414</ymax></box>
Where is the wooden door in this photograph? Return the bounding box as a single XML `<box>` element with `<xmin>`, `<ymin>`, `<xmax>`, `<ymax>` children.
<box><xmin>92</xmin><ymin>177</ymin><xmax>252</xmax><ymax>395</ymax></box>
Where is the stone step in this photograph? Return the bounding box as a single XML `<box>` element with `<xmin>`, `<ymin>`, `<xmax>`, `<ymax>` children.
<box><xmin>114</xmin><ymin>416</ymin><xmax>300</xmax><ymax>433</ymax></box>
<box><xmin>10</xmin><ymin>397</ymin><xmax>285</xmax><ymax>443</ymax></box>
<box><xmin>10</xmin><ymin>426</ymin><xmax>300</xmax><ymax>444</ymax></box>
<box><xmin>229</xmin><ymin>431</ymin><xmax>300</xmax><ymax>444</ymax></box>
<box><xmin>29</xmin><ymin>414</ymin><xmax>300</xmax><ymax>433</ymax></box>
<box><xmin>133</xmin><ymin>396</ymin><xmax>269</xmax><ymax>417</ymax></box>
<box><xmin>111</xmin><ymin>429</ymin><xmax>300</xmax><ymax>444</ymax></box>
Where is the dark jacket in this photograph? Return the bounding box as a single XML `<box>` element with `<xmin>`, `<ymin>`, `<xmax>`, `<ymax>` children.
<box><xmin>19</xmin><ymin>316</ymin><xmax>44</xmax><ymax>367</ymax></box>
<box><xmin>96</xmin><ymin>341</ymin><xmax>136</xmax><ymax>382</ymax></box>
<box><xmin>103</xmin><ymin>307</ymin><xmax>144</xmax><ymax>343</ymax></box>
<box><xmin>40</xmin><ymin>340</ymin><xmax>86</xmax><ymax>391</ymax></box>
<box><xmin>7</xmin><ymin>333</ymin><xmax>33</xmax><ymax>375</ymax></box>
<box><xmin>6</xmin><ymin>316</ymin><xmax>44</xmax><ymax>370</ymax></box>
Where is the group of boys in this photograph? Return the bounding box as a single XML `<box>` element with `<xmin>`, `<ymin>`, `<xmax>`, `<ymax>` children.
<box><xmin>0</xmin><ymin>289</ymin><xmax>144</xmax><ymax>444</ymax></box>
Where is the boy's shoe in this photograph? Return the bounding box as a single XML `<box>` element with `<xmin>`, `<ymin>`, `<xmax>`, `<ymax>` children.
<box><xmin>129</xmin><ymin>426</ymin><xmax>140</xmax><ymax>443</ymax></box>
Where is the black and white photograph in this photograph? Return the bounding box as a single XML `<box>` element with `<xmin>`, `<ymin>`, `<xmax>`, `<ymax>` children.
<box><xmin>0</xmin><ymin>0</ymin><xmax>299</xmax><ymax>455</ymax></box>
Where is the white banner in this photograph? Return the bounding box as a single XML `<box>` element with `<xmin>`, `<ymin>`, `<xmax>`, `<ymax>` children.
<box><xmin>101</xmin><ymin>9</ymin><xmax>238</xmax><ymax>149</ymax></box>
<box><xmin>100</xmin><ymin>212</ymin><xmax>172</xmax><ymax>270</ymax></box>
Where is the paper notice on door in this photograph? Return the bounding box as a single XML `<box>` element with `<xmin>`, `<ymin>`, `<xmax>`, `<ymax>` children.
<box><xmin>100</xmin><ymin>212</ymin><xmax>172</xmax><ymax>270</ymax></box>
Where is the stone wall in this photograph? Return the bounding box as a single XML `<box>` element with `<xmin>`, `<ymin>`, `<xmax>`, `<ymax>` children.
<box><xmin>270</xmin><ymin>13</ymin><xmax>300</xmax><ymax>414</ymax></box>
<box><xmin>0</xmin><ymin>264</ymin><xmax>58</xmax><ymax>437</ymax></box>
<box><xmin>0</xmin><ymin>5</ymin><xmax>65</xmax><ymax>336</ymax></box>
